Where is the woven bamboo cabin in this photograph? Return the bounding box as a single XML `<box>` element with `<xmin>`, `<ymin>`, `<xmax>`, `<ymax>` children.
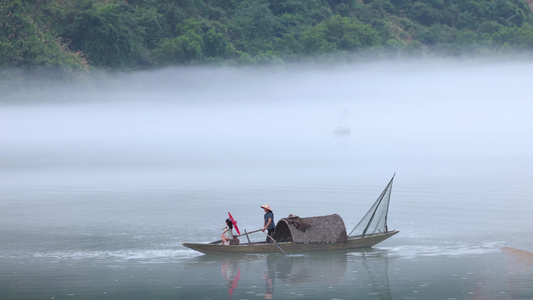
<box><xmin>273</xmin><ymin>214</ymin><xmax>348</xmax><ymax>244</ymax></box>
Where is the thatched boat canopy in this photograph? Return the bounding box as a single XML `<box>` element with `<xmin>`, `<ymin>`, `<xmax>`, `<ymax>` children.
<box><xmin>273</xmin><ymin>214</ymin><xmax>348</xmax><ymax>244</ymax></box>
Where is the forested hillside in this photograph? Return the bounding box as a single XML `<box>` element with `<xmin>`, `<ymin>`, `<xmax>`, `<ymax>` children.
<box><xmin>1</xmin><ymin>0</ymin><xmax>533</xmax><ymax>77</ymax></box>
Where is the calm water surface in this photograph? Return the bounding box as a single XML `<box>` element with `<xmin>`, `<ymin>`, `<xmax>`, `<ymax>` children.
<box><xmin>2</xmin><ymin>60</ymin><xmax>533</xmax><ymax>299</ymax></box>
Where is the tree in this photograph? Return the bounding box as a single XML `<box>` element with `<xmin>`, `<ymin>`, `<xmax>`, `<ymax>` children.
<box><xmin>229</xmin><ymin>0</ymin><xmax>278</xmax><ymax>54</ymax></box>
<box><xmin>300</xmin><ymin>15</ymin><xmax>379</xmax><ymax>54</ymax></box>
<box><xmin>0</xmin><ymin>0</ymin><xmax>87</xmax><ymax>75</ymax></box>
<box><xmin>68</xmin><ymin>2</ymin><xmax>148</xmax><ymax>69</ymax></box>
<box><xmin>152</xmin><ymin>18</ymin><xmax>205</xmax><ymax>64</ymax></box>
<box><xmin>491</xmin><ymin>23</ymin><xmax>533</xmax><ymax>49</ymax></box>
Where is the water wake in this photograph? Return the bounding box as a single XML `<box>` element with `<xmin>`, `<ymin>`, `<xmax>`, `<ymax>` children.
<box><xmin>22</xmin><ymin>248</ymin><xmax>203</xmax><ymax>263</ymax></box>
<box><xmin>384</xmin><ymin>241</ymin><xmax>504</xmax><ymax>259</ymax></box>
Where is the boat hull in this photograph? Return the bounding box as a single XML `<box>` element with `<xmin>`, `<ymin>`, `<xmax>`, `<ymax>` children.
<box><xmin>183</xmin><ymin>231</ymin><xmax>399</xmax><ymax>254</ymax></box>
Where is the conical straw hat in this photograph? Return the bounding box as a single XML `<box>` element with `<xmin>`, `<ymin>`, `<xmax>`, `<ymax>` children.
<box><xmin>260</xmin><ymin>204</ymin><xmax>272</xmax><ymax>211</ymax></box>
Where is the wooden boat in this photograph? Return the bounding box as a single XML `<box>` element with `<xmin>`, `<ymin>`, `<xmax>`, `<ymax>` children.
<box><xmin>183</xmin><ymin>175</ymin><xmax>399</xmax><ymax>255</ymax></box>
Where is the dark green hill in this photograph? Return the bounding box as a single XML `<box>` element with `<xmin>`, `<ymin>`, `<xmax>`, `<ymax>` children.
<box><xmin>1</xmin><ymin>0</ymin><xmax>533</xmax><ymax>75</ymax></box>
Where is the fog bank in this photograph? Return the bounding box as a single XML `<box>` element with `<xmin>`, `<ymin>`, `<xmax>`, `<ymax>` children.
<box><xmin>2</xmin><ymin>58</ymin><xmax>533</xmax><ymax>190</ymax></box>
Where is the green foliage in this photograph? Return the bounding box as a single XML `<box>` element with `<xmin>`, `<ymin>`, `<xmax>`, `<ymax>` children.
<box><xmin>0</xmin><ymin>0</ymin><xmax>87</xmax><ymax>77</ymax></box>
<box><xmin>152</xmin><ymin>22</ymin><xmax>204</xmax><ymax>64</ymax></box>
<box><xmin>68</xmin><ymin>2</ymin><xmax>150</xmax><ymax>69</ymax></box>
<box><xmin>490</xmin><ymin>23</ymin><xmax>533</xmax><ymax>49</ymax></box>
<box><xmin>228</xmin><ymin>0</ymin><xmax>278</xmax><ymax>54</ymax></box>
<box><xmin>419</xmin><ymin>24</ymin><xmax>456</xmax><ymax>45</ymax></box>
<box><xmin>134</xmin><ymin>7</ymin><xmax>166</xmax><ymax>49</ymax></box>
<box><xmin>300</xmin><ymin>15</ymin><xmax>379</xmax><ymax>54</ymax></box>
<box><xmin>1</xmin><ymin>0</ymin><xmax>533</xmax><ymax>73</ymax></box>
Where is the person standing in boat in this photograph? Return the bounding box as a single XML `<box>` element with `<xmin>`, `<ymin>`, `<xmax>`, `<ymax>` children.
<box><xmin>261</xmin><ymin>204</ymin><xmax>275</xmax><ymax>243</ymax></box>
<box><xmin>221</xmin><ymin>218</ymin><xmax>234</xmax><ymax>245</ymax></box>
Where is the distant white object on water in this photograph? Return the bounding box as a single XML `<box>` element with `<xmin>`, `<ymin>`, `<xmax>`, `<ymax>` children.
<box><xmin>334</xmin><ymin>109</ymin><xmax>351</xmax><ymax>136</ymax></box>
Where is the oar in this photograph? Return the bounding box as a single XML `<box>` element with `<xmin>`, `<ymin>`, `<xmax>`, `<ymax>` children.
<box><xmin>237</xmin><ymin>229</ymin><xmax>262</xmax><ymax>237</ymax></box>
<box><xmin>238</xmin><ymin>229</ymin><xmax>263</xmax><ymax>244</ymax></box>
<box><xmin>263</xmin><ymin>231</ymin><xmax>287</xmax><ymax>255</ymax></box>
<box><xmin>211</xmin><ymin>229</ymin><xmax>263</xmax><ymax>244</ymax></box>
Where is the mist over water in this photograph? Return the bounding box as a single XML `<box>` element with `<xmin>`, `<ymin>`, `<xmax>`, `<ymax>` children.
<box><xmin>5</xmin><ymin>60</ymin><xmax>533</xmax><ymax>170</ymax></box>
<box><xmin>2</xmin><ymin>58</ymin><xmax>533</xmax><ymax>299</ymax></box>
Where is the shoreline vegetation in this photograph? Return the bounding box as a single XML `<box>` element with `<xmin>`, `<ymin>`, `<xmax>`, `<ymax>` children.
<box><xmin>1</xmin><ymin>0</ymin><xmax>533</xmax><ymax>83</ymax></box>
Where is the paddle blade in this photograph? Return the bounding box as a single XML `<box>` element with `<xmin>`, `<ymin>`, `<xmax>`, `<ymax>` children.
<box><xmin>228</xmin><ymin>212</ymin><xmax>240</xmax><ymax>235</ymax></box>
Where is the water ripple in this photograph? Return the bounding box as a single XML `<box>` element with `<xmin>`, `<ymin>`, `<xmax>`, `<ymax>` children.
<box><xmin>5</xmin><ymin>248</ymin><xmax>205</xmax><ymax>263</ymax></box>
<box><xmin>383</xmin><ymin>241</ymin><xmax>504</xmax><ymax>259</ymax></box>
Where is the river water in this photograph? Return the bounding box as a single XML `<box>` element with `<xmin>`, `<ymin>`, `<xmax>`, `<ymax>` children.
<box><xmin>1</xmin><ymin>59</ymin><xmax>533</xmax><ymax>299</ymax></box>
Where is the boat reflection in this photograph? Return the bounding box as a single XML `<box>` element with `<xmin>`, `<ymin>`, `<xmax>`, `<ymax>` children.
<box><xmin>221</xmin><ymin>258</ymin><xmax>241</xmax><ymax>298</ymax></box>
<box><xmin>183</xmin><ymin>249</ymin><xmax>392</xmax><ymax>299</ymax></box>
<box><xmin>275</xmin><ymin>253</ymin><xmax>347</xmax><ymax>286</ymax></box>
<box><xmin>261</xmin><ymin>253</ymin><xmax>347</xmax><ymax>298</ymax></box>
<box><xmin>264</xmin><ymin>255</ymin><xmax>275</xmax><ymax>299</ymax></box>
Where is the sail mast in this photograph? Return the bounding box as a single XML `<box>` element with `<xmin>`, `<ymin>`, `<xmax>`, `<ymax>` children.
<box><xmin>349</xmin><ymin>174</ymin><xmax>395</xmax><ymax>237</ymax></box>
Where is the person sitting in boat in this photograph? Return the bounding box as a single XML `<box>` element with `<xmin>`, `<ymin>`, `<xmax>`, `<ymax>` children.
<box><xmin>221</xmin><ymin>218</ymin><xmax>234</xmax><ymax>245</ymax></box>
<box><xmin>260</xmin><ymin>204</ymin><xmax>275</xmax><ymax>243</ymax></box>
